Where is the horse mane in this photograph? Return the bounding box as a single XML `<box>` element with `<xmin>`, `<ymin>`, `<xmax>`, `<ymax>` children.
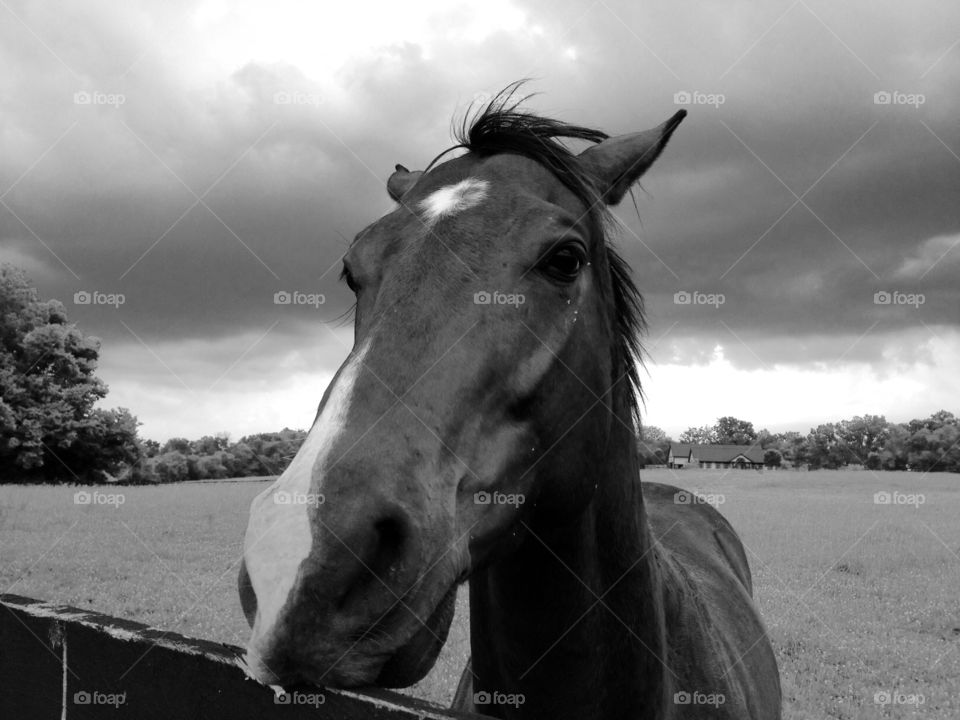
<box><xmin>431</xmin><ymin>81</ymin><xmax>648</xmax><ymax>427</ymax></box>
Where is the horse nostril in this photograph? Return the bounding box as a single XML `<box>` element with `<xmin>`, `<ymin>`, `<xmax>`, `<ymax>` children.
<box><xmin>336</xmin><ymin>514</ymin><xmax>409</xmax><ymax>612</ymax></box>
<box><xmin>369</xmin><ymin>515</ymin><xmax>407</xmax><ymax>582</ymax></box>
<box><xmin>238</xmin><ymin>557</ymin><xmax>258</xmax><ymax>628</ymax></box>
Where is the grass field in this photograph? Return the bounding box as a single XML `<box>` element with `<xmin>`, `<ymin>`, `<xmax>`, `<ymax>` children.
<box><xmin>1</xmin><ymin>469</ymin><xmax>957</xmax><ymax>718</ymax></box>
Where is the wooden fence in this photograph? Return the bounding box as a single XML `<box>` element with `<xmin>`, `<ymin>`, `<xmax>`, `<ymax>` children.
<box><xmin>0</xmin><ymin>594</ymin><xmax>480</xmax><ymax>719</ymax></box>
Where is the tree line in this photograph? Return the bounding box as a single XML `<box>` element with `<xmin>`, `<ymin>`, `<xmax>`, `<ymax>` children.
<box><xmin>638</xmin><ymin>412</ymin><xmax>960</xmax><ymax>472</ymax></box>
<box><xmin>136</xmin><ymin>429</ymin><xmax>306</xmax><ymax>483</ymax></box>
<box><xmin>2</xmin><ymin>264</ymin><xmax>957</xmax><ymax>484</ymax></box>
<box><xmin>0</xmin><ymin>265</ymin><xmax>309</xmax><ymax>484</ymax></box>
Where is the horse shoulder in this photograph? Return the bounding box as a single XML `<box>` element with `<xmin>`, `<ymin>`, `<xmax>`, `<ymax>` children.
<box><xmin>642</xmin><ymin>482</ymin><xmax>781</xmax><ymax>719</ymax></box>
<box><xmin>641</xmin><ymin>482</ymin><xmax>752</xmax><ymax>593</ymax></box>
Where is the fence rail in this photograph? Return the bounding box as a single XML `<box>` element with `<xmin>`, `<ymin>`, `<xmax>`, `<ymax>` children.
<box><xmin>0</xmin><ymin>594</ymin><xmax>478</xmax><ymax>719</ymax></box>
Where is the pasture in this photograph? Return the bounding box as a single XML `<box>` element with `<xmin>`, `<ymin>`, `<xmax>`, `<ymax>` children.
<box><xmin>1</xmin><ymin>469</ymin><xmax>957</xmax><ymax>718</ymax></box>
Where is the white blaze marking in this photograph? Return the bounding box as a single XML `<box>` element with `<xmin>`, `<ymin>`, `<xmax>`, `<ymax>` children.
<box><xmin>243</xmin><ymin>339</ymin><xmax>370</xmax><ymax>648</ymax></box>
<box><xmin>418</xmin><ymin>178</ymin><xmax>489</xmax><ymax>226</ymax></box>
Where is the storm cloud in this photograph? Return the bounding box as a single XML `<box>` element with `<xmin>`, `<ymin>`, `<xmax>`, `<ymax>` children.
<box><xmin>2</xmin><ymin>0</ymin><xmax>958</xmax><ymax>438</ymax></box>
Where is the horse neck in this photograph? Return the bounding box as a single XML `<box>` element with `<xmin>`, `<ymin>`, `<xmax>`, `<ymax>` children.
<box><xmin>469</xmin><ymin>391</ymin><xmax>669</xmax><ymax>720</ymax></box>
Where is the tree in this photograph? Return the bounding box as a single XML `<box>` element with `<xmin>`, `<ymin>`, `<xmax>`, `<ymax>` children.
<box><xmin>679</xmin><ymin>425</ymin><xmax>716</xmax><ymax>444</ymax></box>
<box><xmin>161</xmin><ymin>437</ymin><xmax>191</xmax><ymax>455</ymax></box>
<box><xmin>804</xmin><ymin>423</ymin><xmax>857</xmax><ymax>469</ymax></box>
<box><xmin>714</xmin><ymin>416</ymin><xmax>757</xmax><ymax>445</ymax></box>
<box><xmin>57</xmin><ymin>407</ymin><xmax>142</xmax><ymax>481</ymax></box>
<box><xmin>906</xmin><ymin>420</ymin><xmax>960</xmax><ymax>473</ymax></box>
<box><xmin>153</xmin><ymin>451</ymin><xmax>189</xmax><ymax>482</ymax></box>
<box><xmin>226</xmin><ymin>441</ymin><xmax>262</xmax><ymax>477</ymax></box>
<box><xmin>763</xmin><ymin>449</ymin><xmax>782</xmax><ymax>468</ymax></box>
<box><xmin>835</xmin><ymin>415</ymin><xmax>889</xmax><ymax>464</ymax></box>
<box><xmin>640</xmin><ymin>425</ymin><xmax>667</xmax><ymax>444</ymax></box>
<box><xmin>879</xmin><ymin>424</ymin><xmax>909</xmax><ymax>471</ymax></box>
<box><xmin>761</xmin><ymin>431</ymin><xmax>803</xmax><ymax>466</ymax></box>
<box><xmin>238</xmin><ymin>428</ymin><xmax>306</xmax><ymax>475</ymax></box>
<box><xmin>637</xmin><ymin>425</ymin><xmax>671</xmax><ymax>466</ymax></box>
<box><xmin>197</xmin><ymin>451</ymin><xmax>232</xmax><ymax>479</ymax></box>
<box><xmin>0</xmin><ymin>265</ymin><xmax>141</xmax><ymax>483</ymax></box>
<box><xmin>192</xmin><ymin>433</ymin><xmax>230</xmax><ymax>455</ymax></box>
<box><xmin>908</xmin><ymin>410</ymin><xmax>956</xmax><ymax>434</ymax></box>
<box><xmin>756</xmin><ymin>428</ymin><xmax>774</xmax><ymax>448</ymax></box>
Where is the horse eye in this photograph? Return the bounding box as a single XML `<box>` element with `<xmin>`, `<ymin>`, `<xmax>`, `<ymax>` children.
<box><xmin>541</xmin><ymin>245</ymin><xmax>585</xmax><ymax>282</ymax></box>
<box><xmin>341</xmin><ymin>266</ymin><xmax>359</xmax><ymax>293</ymax></box>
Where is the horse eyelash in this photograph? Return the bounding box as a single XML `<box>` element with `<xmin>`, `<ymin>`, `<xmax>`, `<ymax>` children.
<box><xmin>331</xmin><ymin>303</ymin><xmax>356</xmax><ymax>327</ymax></box>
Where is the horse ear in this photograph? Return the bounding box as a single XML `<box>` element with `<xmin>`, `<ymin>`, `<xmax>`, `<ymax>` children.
<box><xmin>387</xmin><ymin>164</ymin><xmax>424</xmax><ymax>202</ymax></box>
<box><xmin>577</xmin><ymin>110</ymin><xmax>686</xmax><ymax>205</ymax></box>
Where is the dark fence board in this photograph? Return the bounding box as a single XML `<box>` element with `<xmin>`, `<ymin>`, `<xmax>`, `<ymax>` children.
<box><xmin>1</xmin><ymin>594</ymin><xmax>481</xmax><ymax>720</ymax></box>
<box><xmin>0</xmin><ymin>600</ymin><xmax>64</xmax><ymax>718</ymax></box>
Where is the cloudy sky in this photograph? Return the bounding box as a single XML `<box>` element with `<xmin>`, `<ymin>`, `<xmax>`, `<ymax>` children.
<box><xmin>2</xmin><ymin>0</ymin><xmax>958</xmax><ymax>442</ymax></box>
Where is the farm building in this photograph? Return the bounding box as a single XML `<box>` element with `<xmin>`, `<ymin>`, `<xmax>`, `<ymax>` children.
<box><xmin>667</xmin><ymin>443</ymin><xmax>765</xmax><ymax>470</ymax></box>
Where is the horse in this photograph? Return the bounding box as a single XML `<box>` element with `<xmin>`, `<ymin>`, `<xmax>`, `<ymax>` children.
<box><xmin>238</xmin><ymin>83</ymin><xmax>782</xmax><ymax>719</ymax></box>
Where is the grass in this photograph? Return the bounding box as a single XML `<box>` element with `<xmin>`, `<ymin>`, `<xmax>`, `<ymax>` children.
<box><xmin>1</xmin><ymin>469</ymin><xmax>957</xmax><ymax>718</ymax></box>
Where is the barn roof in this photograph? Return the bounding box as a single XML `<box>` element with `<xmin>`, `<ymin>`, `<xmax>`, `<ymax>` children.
<box><xmin>669</xmin><ymin>443</ymin><xmax>765</xmax><ymax>463</ymax></box>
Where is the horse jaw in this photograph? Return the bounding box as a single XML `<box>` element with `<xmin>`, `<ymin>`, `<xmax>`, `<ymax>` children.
<box><xmin>374</xmin><ymin>584</ymin><xmax>458</xmax><ymax>687</ymax></box>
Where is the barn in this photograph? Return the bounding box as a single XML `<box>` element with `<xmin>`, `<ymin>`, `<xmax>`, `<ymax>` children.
<box><xmin>667</xmin><ymin>443</ymin><xmax>765</xmax><ymax>470</ymax></box>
